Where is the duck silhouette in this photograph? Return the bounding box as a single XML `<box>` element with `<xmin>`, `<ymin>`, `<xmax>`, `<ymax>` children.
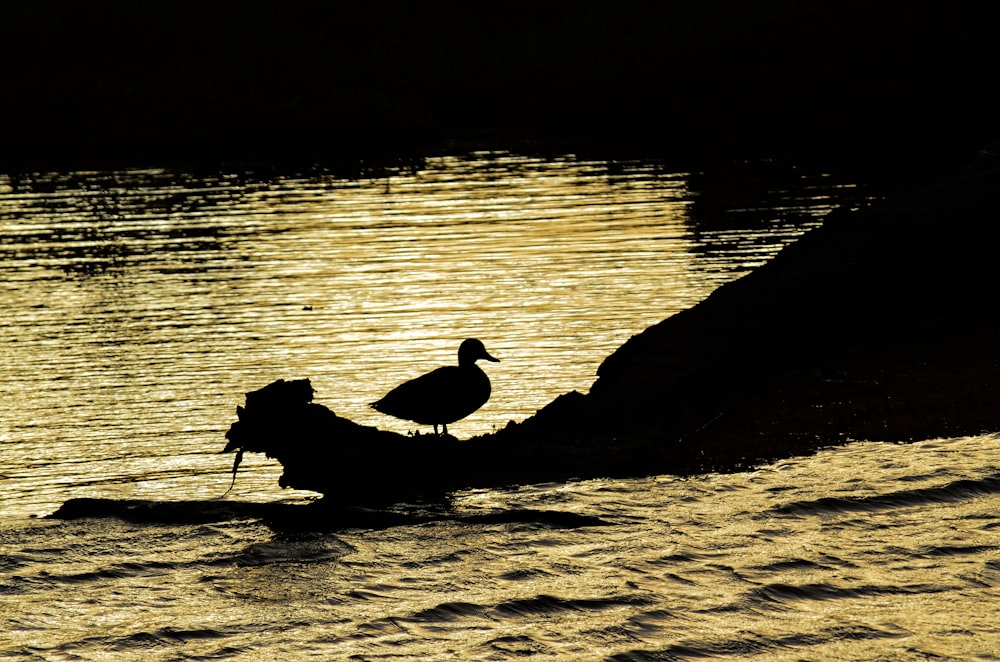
<box><xmin>370</xmin><ymin>338</ymin><xmax>500</xmax><ymax>435</ymax></box>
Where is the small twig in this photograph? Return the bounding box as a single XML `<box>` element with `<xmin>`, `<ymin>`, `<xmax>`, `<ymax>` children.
<box><xmin>221</xmin><ymin>448</ymin><xmax>244</xmax><ymax>497</ymax></box>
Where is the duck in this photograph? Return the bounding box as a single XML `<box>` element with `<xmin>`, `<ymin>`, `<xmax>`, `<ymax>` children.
<box><xmin>370</xmin><ymin>338</ymin><xmax>500</xmax><ymax>435</ymax></box>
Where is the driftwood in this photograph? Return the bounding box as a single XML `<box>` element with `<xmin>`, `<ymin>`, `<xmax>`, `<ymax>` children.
<box><xmin>222</xmin><ymin>380</ymin><xmax>626</xmax><ymax>503</ymax></box>
<box><xmin>224</xmin><ymin>157</ymin><xmax>1000</xmax><ymax>504</ymax></box>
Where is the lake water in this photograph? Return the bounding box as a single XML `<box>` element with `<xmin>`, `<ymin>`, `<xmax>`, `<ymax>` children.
<box><xmin>2</xmin><ymin>153</ymin><xmax>997</xmax><ymax>659</ymax></box>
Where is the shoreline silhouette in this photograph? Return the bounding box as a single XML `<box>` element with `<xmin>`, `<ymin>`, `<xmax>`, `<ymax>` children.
<box><xmin>221</xmin><ymin>150</ymin><xmax>1000</xmax><ymax>504</ymax></box>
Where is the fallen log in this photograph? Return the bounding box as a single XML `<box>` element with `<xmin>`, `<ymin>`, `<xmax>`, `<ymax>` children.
<box><xmin>223</xmin><ymin>380</ymin><xmax>669</xmax><ymax>503</ymax></box>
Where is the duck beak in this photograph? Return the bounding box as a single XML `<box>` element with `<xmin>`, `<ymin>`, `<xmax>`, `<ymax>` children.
<box><xmin>484</xmin><ymin>350</ymin><xmax>500</xmax><ymax>362</ymax></box>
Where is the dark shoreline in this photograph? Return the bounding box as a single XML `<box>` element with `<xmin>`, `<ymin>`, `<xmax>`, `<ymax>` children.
<box><xmin>215</xmin><ymin>152</ymin><xmax>1000</xmax><ymax>505</ymax></box>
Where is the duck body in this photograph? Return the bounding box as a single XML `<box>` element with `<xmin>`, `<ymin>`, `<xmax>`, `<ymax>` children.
<box><xmin>370</xmin><ymin>338</ymin><xmax>500</xmax><ymax>435</ymax></box>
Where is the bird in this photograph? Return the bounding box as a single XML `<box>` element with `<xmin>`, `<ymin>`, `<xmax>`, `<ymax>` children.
<box><xmin>370</xmin><ymin>338</ymin><xmax>500</xmax><ymax>435</ymax></box>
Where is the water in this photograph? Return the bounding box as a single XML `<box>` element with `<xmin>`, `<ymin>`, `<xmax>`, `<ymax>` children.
<box><xmin>3</xmin><ymin>153</ymin><xmax>997</xmax><ymax>659</ymax></box>
<box><xmin>3</xmin><ymin>437</ymin><xmax>998</xmax><ymax>660</ymax></box>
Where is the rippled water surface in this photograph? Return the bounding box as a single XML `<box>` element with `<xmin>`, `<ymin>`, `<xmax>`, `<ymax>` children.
<box><xmin>3</xmin><ymin>437</ymin><xmax>998</xmax><ymax>660</ymax></box>
<box><xmin>1</xmin><ymin>154</ymin><xmax>876</xmax><ymax>515</ymax></box>
<box><xmin>3</xmin><ymin>154</ymin><xmax>996</xmax><ymax>659</ymax></box>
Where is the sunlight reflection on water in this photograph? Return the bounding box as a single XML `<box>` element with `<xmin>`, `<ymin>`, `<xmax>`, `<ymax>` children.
<box><xmin>1</xmin><ymin>154</ymin><xmax>878</xmax><ymax>516</ymax></box>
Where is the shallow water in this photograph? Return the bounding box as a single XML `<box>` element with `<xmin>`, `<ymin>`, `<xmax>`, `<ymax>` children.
<box><xmin>2</xmin><ymin>436</ymin><xmax>999</xmax><ymax>660</ymax></box>
<box><xmin>3</xmin><ymin>154</ymin><xmax>994</xmax><ymax>659</ymax></box>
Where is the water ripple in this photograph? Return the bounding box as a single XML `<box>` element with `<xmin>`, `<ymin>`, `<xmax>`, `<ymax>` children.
<box><xmin>764</xmin><ymin>473</ymin><xmax>1000</xmax><ymax>517</ymax></box>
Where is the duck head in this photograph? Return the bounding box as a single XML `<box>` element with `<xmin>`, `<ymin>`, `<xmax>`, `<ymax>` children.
<box><xmin>458</xmin><ymin>338</ymin><xmax>500</xmax><ymax>366</ymax></box>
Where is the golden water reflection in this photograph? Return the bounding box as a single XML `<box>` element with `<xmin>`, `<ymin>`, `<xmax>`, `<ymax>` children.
<box><xmin>0</xmin><ymin>154</ymin><xmax>880</xmax><ymax>513</ymax></box>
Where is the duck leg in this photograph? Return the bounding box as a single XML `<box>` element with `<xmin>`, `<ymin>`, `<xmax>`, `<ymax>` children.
<box><xmin>442</xmin><ymin>423</ymin><xmax>448</xmax><ymax>436</ymax></box>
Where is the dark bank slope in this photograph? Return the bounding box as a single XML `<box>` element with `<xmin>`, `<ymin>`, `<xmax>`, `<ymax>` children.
<box><xmin>583</xmin><ymin>156</ymin><xmax>1000</xmax><ymax>461</ymax></box>
<box><xmin>487</xmin><ymin>154</ymin><xmax>1000</xmax><ymax>477</ymax></box>
<box><xmin>221</xmin><ymin>153</ymin><xmax>1000</xmax><ymax>502</ymax></box>
<box><xmin>2</xmin><ymin>2</ymin><xmax>999</xmax><ymax>170</ymax></box>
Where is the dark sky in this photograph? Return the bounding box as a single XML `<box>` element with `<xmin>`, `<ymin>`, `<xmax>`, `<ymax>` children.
<box><xmin>2</xmin><ymin>1</ymin><xmax>998</xmax><ymax>168</ymax></box>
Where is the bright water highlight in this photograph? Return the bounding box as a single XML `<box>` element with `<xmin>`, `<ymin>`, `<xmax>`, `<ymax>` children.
<box><xmin>1</xmin><ymin>155</ymin><xmax>870</xmax><ymax>516</ymax></box>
